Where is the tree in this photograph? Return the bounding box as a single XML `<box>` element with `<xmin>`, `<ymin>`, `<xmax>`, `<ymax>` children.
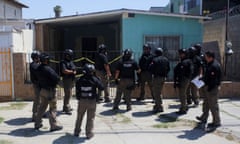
<box><xmin>54</xmin><ymin>5</ymin><xmax>62</xmax><ymax>18</ymax></box>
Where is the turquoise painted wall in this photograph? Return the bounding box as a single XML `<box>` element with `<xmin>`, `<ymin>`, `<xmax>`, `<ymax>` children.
<box><xmin>122</xmin><ymin>13</ymin><xmax>203</xmax><ymax>58</ymax></box>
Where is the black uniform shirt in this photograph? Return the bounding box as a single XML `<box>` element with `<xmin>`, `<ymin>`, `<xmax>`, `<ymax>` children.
<box><xmin>37</xmin><ymin>64</ymin><xmax>60</xmax><ymax>89</ymax></box>
<box><xmin>203</xmin><ymin>60</ymin><xmax>221</xmax><ymax>91</ymax></box>
<box><xmin>76</xmin><ymin>75</ymin><xmax>104</xmax><ymax>100</ymax></box>
<box><xmin>191</xmin><ymin>55</ymin><xmax>203</xmax><ymax>78</ymax></box>
<box><xmin>116</xmin><ymin>59</ymin><xmax>139</xmax><ymax>79</ymax></box>
<box><xmin>139</xmin><ymin>53</ymin><xmax>154</xmax><ymax>72</ymax></box>
<box><xmin>174</xmin><ymin>58</ymin><xmax>193</xmax><ymax>82</ymax></box>
<box><xmin>149</xmin><ymin>56</ymin><xmax>170</xmax><ymax>77</ymax></box>
<box><xmin>30</xmin><ymin>62</ymin><xmax>40</xmax><ymax>84</ymax></box>
<box><xmin>95</xmin><ymin>53</ymin><xmax>108</xmax><ymax>72</ymax></box>
<box><xmin>60</xmin><ymin>59</ymin><xmax>76</xmax><ymax>78</ymax></box>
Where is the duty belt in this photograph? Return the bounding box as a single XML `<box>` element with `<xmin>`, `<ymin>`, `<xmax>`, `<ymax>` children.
<box><xmin>79</xmin><ymin>97</ymin><xmax>96</xmax><ymax>100</ymax></box>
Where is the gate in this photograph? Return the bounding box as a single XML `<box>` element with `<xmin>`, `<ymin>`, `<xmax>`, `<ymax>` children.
<box><xmin>0</xmin><ymin>48</ymin><xmax>13</xmax><ymax>101</ymax></box>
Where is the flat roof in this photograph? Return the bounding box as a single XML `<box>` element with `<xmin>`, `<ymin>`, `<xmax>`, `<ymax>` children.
<box><xmin>35</xmin><ymin>8</ymin><xmax>211</xmax><ymax>26</ymax></box>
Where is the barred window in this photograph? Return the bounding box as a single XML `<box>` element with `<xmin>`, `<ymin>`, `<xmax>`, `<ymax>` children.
<box><xmin>144</xmin><ymin>35</ymin><xmax>181</xmax><ymax>61</ymax></box>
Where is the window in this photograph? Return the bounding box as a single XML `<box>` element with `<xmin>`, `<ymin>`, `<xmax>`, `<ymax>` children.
<box><xmin>187</xmin><ymin>0</ymin><xmax>197</xmax><ymax>9</ymax></box>
<box><xmin>144</xmin><ymin>35</ymin><xmax>181</xmax><ymax>61</ymax></box>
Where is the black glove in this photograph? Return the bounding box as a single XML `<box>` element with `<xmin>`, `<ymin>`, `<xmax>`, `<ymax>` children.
<box><xmin>198</xmin><ymin>77</ymin><xmax>204</xmax><ymax>81</ymax></box>
<box><xmin>115</xmin><ymin>79</ymin><xmax>119</xmax><ymax>85</ymax></box>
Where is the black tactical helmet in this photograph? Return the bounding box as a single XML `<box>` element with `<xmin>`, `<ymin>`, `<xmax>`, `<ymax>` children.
<box><xmin>188</xmin><ymin>46</ymin><xmax>197</xmax><ymax>58</ymax></box>
<box><xmin>83</xmin><ymin>63</ymin><xmax>95</xmax><ymax>75</ymax></box>
<box><xmin>98</xmin><ymin>44</ymin><xmax>107</xmax><ymax>53</ymax></box>
<box><xmin>193</xmin><ymin>43</ymin><xmax>202</xmax><ymax>55</ymax></box>
<box><xmin>64</xmin><ymin>49</ymin><xmax>73</xmax><ymax>58</ymax></box>
<box><xmin>178</xmin><ymin>48</ymin><xmax>187</xmax><ymax>54</ymax></box>
<box><xmin>39</xmin><ymin>53</ymin><xmax>50</xmax><ymax>63</ymax></box>
<box><xmin>123</xmin><ymin>49</ymin><xmax>132</xmax><ymax>60</ymax></box>
<box><xmin>31</xmin><ymin>51</ymin><xmax>40</xmax><ymax>60</ymax></box>
<box><xmin>155</xmin><ymin>47</ymin><xmax>163</xmax><ymax>56</ymax></box>
<box><xmin>143</xmin><ymin>44</ymin><xmax>151</xmax><ymax>50</ymax></box>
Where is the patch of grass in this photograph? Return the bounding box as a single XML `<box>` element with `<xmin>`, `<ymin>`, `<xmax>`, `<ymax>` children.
<box><xmin>0</xmin><ymin>140</ymin><xmax>13</xmax><ymax>144</ymax></box>
<box><xmin>152</xmin><ymin>123</ymin><xmax>177</xmax><ymax>128</ymax></box>
<box><xmin>0</xmin><ymin>117</ymin><xmax>4</xmax><ymax>124</ymax></box>
<box><xmin>215</xmin><ymin>131</ymin><xmax>240</xmax><ymax>143</ymax></box>
<box><xmin>225</xmin><ymin>134</ymin><xmax>235</xmax><ymax>141</ymax></box>
<box><xmin>181</xmin><ymin>119</ymin><xmax>198</xmax><ymax>127</ymax></box>
<box><xmin>0</xmin><ymin>102</ymin><xmax>27</xmax><ymax>110</ymax></box>
<box><xmin>152</xmin><ymin>114</ymin><xmax>197</xmax><ymax>129</ymax></box>
<box><xmin>116</xmin><ymin>114</ymin><xmax>131</xmax><ymax>123</ymax></box>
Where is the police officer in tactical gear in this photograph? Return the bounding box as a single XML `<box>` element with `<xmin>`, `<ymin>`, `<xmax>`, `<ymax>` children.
<box><xmin>74</xmin><ymin>63</ymin><xmax>104</xmax><ymax>139</ymax></box>
<box><xmin>196</xmin><ymin>51</ymin><xmax>222</xmax><ymax>131</ymax></box>
<box><xmin>193</xmin><ymin>43</ymin><xmax>206</xmax><ymax>99</ymax></box>
<box><xmin>60</xmin><ymin>49</ymin><xmax>76</xmax><ymax>115</ymax></box>
<box><xmin>95</xmin><ymin>44</ymin><xmax>112</xmax><ymax>103</ymax></box>
<box><xmin>149</xmin><ymin>48</ymin><xmax>170</xmax><ymax>113</ymax></box>
<box><xmin>174</xmin><ymin>49</ymin><xmax>193</xmax><ymax>115</ymax></box>
<box><xmin>194</xmin><ymin>43</ymin><xmax>204</xmax><ymax>58</ymax></box>
<box><xmin>113</xmin><ymin>49</ymin><xmax>140</xmax><ymax>111</ymax></box>
<box><xmin>30</xmin><ymin>51</ymin><xmax>41</xmax><ymax>121</ymax></box>
<box><xmin>137</xmin><ymin>44</ymin><xmax>154</xmax><ymax>101</ymax></box>
<box><xmin>186</xmin><ymin>46</ymin><xmax>203</xmax><ymax>106</ymax></box>
<box><xmin>35</xmin><ymin>53</ymin><xmax>63</xmax><ymax>132</ymax></box>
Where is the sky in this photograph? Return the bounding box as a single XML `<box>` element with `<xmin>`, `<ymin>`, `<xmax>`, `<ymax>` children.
<box><xmin>19</xmin><ymin>0</ymin><xmax>170</xmax><ymax>19</ymax></box>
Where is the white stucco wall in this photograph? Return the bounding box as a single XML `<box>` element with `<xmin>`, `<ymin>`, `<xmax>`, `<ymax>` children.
<box><xmin>0</xmin><ymin>29</ymin><xmax>33</xmax><ymax>53</ymax></box>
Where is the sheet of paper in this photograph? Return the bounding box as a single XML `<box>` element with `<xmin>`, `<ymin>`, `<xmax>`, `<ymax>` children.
<box><xmin>191</xmin><ymin>76</ymin><xmax>205</xmax><ymax>89</ymax></box>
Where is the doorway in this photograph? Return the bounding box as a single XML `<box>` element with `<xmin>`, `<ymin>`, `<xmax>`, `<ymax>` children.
<box><xmin>82</xmin><ymin>37</ymin><xmax>97</xmax><ymax>61</ymax></box>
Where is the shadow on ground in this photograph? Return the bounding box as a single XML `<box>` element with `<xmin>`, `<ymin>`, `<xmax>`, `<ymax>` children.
<box><xmin>5</xmin><ymin>117</ymin><xmax>32</xmax><ymax>126</ymax></box>
<box><xmin>53</xmin><ymin>133</ymin><xmax>86</xmax><ymax>144</ymax></box>
<box><xmin>99</xmin><ymin>109</ymin><xmax>126</xmax><ymax>116</ymax></box>
<box><xmin>8</xmin><ymin>127</ymin><xmax>49</xmax><ymax>137</ymax></box>
<box><xmin>131</xmin><ymin>110</ymin><xmax>154</xmax><ymax>117</ymax></box>
<box><xmin>177</xmin><ymin>126</ymin><xmax>206</xmax><ymax>140</ymax></box>
<box><xmin>156</xmin><ymin>112</ymin><xmax>179</xmax><ymax>123</ymax></box>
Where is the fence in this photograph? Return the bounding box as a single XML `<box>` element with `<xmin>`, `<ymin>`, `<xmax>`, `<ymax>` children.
<box><xmin>208</xmin><ymin>4</ymin><xmax>240</xmax><ymax>20</ymax></box>
<box><xmin>0</xmin><ymin>48</ymin><xmax>13</xmax><ymax>100</ymax></box>
<box><xmin>225</xmin><ymin>50</ymin><xmax>240</xmax><ymax>81</ymax></box>
<box><xmin>24</xmin><ymin>50</ymin><xmax>178</xmax><ymax>99</ymax></box>
<box><xmin>25</xmin><ymin>50</ymin><xmax>178</xmax><ymax>83</ymax></box>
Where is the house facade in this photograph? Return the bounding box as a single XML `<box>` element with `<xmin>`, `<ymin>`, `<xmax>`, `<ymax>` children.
<box><xmin>0</xmin><ymin>0</ymin><xmax>28</xmax><ymax>29</ymax></box>
<box><xmin>0</xmin><ymin>0</ymin><xmax>33</xmax><ymax>101</ymax></box>
<box><xmin>34</xmin><ymin>9</ymin><xmax>240</xmax><ymax>99</ymax></box>
<box><xmin>35</xmin><ymin>9</ymin><xmax>207</xmax><ymax>77</ymax></box>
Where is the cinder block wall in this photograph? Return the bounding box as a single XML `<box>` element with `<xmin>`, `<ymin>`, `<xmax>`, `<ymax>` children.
<box><xmin>131</xmin><ymin>82</ymin><xmax>240</xmax><ymax>99</ymax></box>
<box><xmin>203</xmin><ymin>15</ymin><xmax>240</xmax><ymax>80</ymax></box>
<box><xmin>13</xmin><ymin>53</ymin><xmax>34</xmax><ymax>100</ymax></box>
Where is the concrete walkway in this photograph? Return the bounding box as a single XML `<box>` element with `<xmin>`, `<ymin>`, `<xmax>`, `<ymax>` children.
<box><xmin>0</xmin><ymin>98</ymin><xmax>240</xmax><ymax>144</ymax></box>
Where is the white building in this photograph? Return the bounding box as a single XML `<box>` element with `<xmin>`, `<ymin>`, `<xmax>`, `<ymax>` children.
<box><xmin>0</xmin><ymin>0</ymin><xmax>33</xmax><ymax>101</ymax></box>
<box><xmin>0</xmin><ymin>0</ymin><xmax>33</xmax><ymax>53</ymax></box>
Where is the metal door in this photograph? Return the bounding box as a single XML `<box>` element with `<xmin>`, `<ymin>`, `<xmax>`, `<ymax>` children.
<box><xmin>0</xmin><ymin>48</ymin><xmax>13</xmax><ymax>101</ymax></box>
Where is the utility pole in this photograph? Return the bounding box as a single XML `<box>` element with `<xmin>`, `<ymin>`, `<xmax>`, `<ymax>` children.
<box><xmin>224</xmin><ymin>0</ymin><xmax>234</xmax><ymax>77</ymax></box>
